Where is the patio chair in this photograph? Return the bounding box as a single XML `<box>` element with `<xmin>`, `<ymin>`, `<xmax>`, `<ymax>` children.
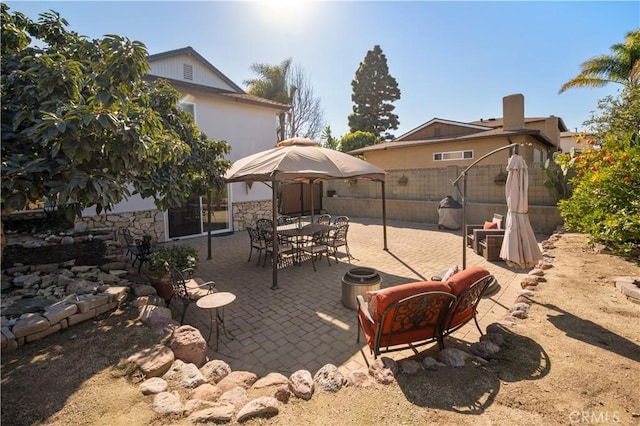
<box><xmin>357</xmin><ymin>287</ymin><xmax>456</xmax><ymax>365</ymax></box>
<box><xmin>167</xmin><ymin>264</ymin><xmax>216</xmax><ymax>325</ymax></box>
<box><xmin>326</xmin><ymin>224</ymin><xmax>351</xmax><ymax>264</ymax></box>
<box><xmin>316</xmin><ymin>214</ymin><xmax>332</xmax><ymax>225</ymax></box>
<box><xmin>121</xmin><ymin>228</ymin><xmax>153</xmax><ymax>272</ymax></box>
<box><xmin>256</xmin><ymin>218</ymin><xmax>273</xmax><ymax>233</ymax></box>
<box><xmin>466</xmin><ymin>213</ymin><xmax>505</xmax><ymax>257</ymax></box>
<box><xmin>121</xmin><ymin>228</ymin><xmax>137</xmax><ymax>260</ymax></box>
<box><xmin>246</xmin><ymin>227</ymin><xmax>265</xmax><ymax>265</ymax></box>
<box><xmin>333</xmin><ymin>215</ymin><xmax>349</xmax><ymax>226</ymax></box>
<box><xmin>441</xmin><ymin>272</ymin><xmax>495</xmax><ymax>340</ymax></box>
<box><xmin>301</xmin><ymin>229</ymin><xmax>331</xmax><ymax>271</ymax></box>
<box><xmin>277</xmin><ymin>215</ymin><xmax>296</xmax><ymax>226</ymax></box>
<box><xmin>261</xmin><ymin>229</ymin><xmax>295</xmax><ymax>268</ymax></box>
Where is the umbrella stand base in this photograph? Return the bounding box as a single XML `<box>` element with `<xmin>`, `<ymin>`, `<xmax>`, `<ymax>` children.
<box><xmin>482</xmin><ymin>277</ymin><xmax>500</xmax><ymax>298</ymax></box>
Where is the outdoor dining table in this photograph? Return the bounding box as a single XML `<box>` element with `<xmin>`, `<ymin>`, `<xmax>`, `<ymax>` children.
<box><xmin>276</xmin><ymin>223</ymin><xmax>336</xmax><ymax>265</ymax></box>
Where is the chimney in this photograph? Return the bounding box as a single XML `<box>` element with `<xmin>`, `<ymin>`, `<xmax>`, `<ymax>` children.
<box><xmin>503</xmin><ymin>94</ymin><xmax>524</xmax><ymax>131</ymax></box>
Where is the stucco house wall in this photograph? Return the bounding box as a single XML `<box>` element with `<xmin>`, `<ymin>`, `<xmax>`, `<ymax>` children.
<box><xmin>79</xmin><ymin>47</ymin><xmax>287</xmax><ymax>241</ymax></box>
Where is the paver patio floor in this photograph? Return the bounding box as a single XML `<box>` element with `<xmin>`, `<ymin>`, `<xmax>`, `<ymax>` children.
<box><xmin>176</xmin><ymin>218</ymin><xmax>531</xmax><ymax>377</ymax></box>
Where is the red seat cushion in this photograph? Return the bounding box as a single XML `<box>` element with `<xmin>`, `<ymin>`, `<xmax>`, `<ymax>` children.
<box><xmin>370</xmin><ymin>280</ymin><xmax>450</xmax><ymax>323</ymax></box>
<box><xmin>483</xmin><ymin>221</ymin><xmax>498</xmax><ymax>229</ymax></box>
<box><xmin>445</xmin><ymin>266</ymin><xmax>490</xmax><ymax>296</ymax></box>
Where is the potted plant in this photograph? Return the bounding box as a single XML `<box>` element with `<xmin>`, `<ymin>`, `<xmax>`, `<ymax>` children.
<box><xmin>145</xmin><ymin>244</ymin><xmax>199</xmax><ymax>301</ymax></box>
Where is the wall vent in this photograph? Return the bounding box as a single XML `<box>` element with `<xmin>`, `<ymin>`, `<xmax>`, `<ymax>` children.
<box><xmin>183</xmin><ymin>63</ymin><xmax>193</xmax><ymax>80</ymax></box>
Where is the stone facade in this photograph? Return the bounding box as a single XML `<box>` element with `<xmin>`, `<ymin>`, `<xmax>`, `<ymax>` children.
<box><xmin>232</xmin><ymin>200</ymin><xmax>272</xmax><ymax>231</ymax></box>
<box><xmin>77</xmin><ymin>209</ymin><xmax>166</xmax><ymax>242</ymax></box>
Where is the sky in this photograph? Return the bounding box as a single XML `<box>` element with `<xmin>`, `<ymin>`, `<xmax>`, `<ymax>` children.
<box><xmin>6</xmin><ymin>1</ymin><xmax>640</xmax><ymax>139</ymax></box>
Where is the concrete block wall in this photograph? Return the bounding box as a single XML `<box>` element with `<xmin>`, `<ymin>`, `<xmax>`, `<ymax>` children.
<box><xmin>322</xmin><ymin>161</ymin><xmax>562</xmax><ymax>234</ymax></box>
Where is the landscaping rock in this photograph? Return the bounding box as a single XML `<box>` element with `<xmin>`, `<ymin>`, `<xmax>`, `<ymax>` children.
<box><xmin>216</xmin><ymin>371</ymin><xmax>259</xmax><ymax>392</ymax></box>
<box><xmin>191</xmin><ymin>383</ymin><xmax>223</xmax><ymax>401</ymax></box>
<box><xmin>128</xmin><ymin>344</ymin><xmax>174</xmax><ymax>377</ymax></box>
<box><xmin>345</xmin><ymin>370</ymin><xmax>377</xmax><ymax>388</ymax></box>
<box><xmin>422</xmin><ymin>357</ymin><xmax>446</xmax><ymax>370</ymax></box>
<box><xmin>236</xmin><ymin>397</ymin><xmax>279</xmax><ymax>423</ymax></box>
<box><xmin>439</xmin><ymin>348</ymin><xmax>487</xmax><ymax>367</ymax></box>
<box><xmin>469</xmin><ymin>340</ymin><xmax>501</xmax><ymax>359</ymax></box>
<box><xmin>510</xmin><ymin>302</ymin><xmax>530</xmax><ymax>313</ymax></box>
<box><xmin>167</xmin><ymin>325</ymin><xmax>207</xmax><ymax>367</ymax></box>
<box><xmin>252</xmin><ymin>372</ymin><xmax>289</xmax><ymax>389</ymax></box>
<box><xmin>398</xmin><ymin>359</ymin><xmax>423</xmax><ymax>375</ymax></box>
<box><xmin>177</xmin><ymin>362</ymin><xmax>207</xmax><ymax>389</ymax></box>
<box><xmin>219</xmin><ymin>386</ymin><xmax>248</xmax><ymax>409</ymax></box>
<box><xmin>313</xmin><ymin>364</ymin><xmax>344</xmax><ymax>393</ymax></box>
<box><xmin>184</xmin><ymin>399</ymin><xmax>216</xmax><ymax>416</ymax></box>
<box><xmin>188</xmin><ymin>404</ymin><xmax>235</xmax><ymax>423</ymax></box>
<box><xmin>140</xmin><ymin>377</ymin><xmax>168</xmax><ymax>395</ymax></box>
<box><xmin>289</xmin><ymin>370</ymin><xmax>314</xmax><ymax>400</ymax></box>
<box><xmin>200</xmin><ymin>359</ymin><xmax>231</xmax><ymax>384</ymax></box>
<box><xmin>368</xmin><ymin>358</ymin><xmax>397</xmax><ymax>385</ymax></box>
<box><xmin>152</xmin><ymin>391</ymin><xmax>184</xmax><ymax>415</ymax></box>
<box><xmin>480</xmin><ymin>332</ymin><xmax>506</xmax><ymax>347</ymax></box>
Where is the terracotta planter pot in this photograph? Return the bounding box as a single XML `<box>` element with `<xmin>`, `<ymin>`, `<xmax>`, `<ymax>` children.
<box><xmin>147</xmin><ymin>273</ymin><xmax>173</xmax><ymax>302</ymax></box>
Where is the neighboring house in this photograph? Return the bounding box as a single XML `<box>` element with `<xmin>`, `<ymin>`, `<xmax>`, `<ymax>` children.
<box><xmin>560</xmin><ymin>131</ymin><xmax>586</xmax><ymax>154</ymax></box>
<box><xmin>324</xmin><ymin>94</ymin><xmax>567</xmax><ymax>233</ymax></box>
<box><xmin>349</xmin><ymin>94</ymin><xmax>567</xmax><ymax>169</ymax></box>
<box><xmin>81</xmin><ymin>47</ymin><xmax>289</xmax><ymax>241</ymax></box>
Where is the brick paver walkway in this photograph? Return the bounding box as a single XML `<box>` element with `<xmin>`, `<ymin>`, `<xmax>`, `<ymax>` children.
<box><xmin>177</xmin><ymin>218</ymin><xmax>529</xmax><ymax>377</ymax></box>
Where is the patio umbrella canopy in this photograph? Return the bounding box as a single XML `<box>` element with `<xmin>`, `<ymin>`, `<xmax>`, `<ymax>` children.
<box><xmin>225</xmin><ymin>138</ymin><xmax>386</xmax><ymax>184</ymax></box>
<box><xmin>225</xmin><ymin>138</ymin><xmax>387</xmax><ymax>289</ymax></box>
<box><xmin>499</xmin><ymin>154</ymin><xmax>543</xmax><ymax>268</ymax></box>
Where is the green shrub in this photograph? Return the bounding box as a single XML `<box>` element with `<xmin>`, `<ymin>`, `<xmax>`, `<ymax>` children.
<box><xmin>148</xmin><ymin>244</ymin><xmax>198</xmax><ymax>273</ymax></box>
<box><xmin>558</xmin><ymin>132</ymin><xmax>640</xmax><ymax>255</ymax></box>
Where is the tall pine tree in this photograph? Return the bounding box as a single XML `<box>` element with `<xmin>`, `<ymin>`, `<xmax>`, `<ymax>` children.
<box><xmin>348</xmin><ymin>45</ymin><xmax>401</xmax><ymax>141</ymax></box>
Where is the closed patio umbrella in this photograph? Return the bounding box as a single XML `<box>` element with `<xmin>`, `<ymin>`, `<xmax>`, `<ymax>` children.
<box><xmin>499</xmin><ymin>154</ymin><xmax>542</xmax><ymax>268</ymax></box>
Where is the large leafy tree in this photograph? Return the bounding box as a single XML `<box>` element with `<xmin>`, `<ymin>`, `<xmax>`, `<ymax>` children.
<box><xmin>348</xmin><ymin>45</ymin><xmax>401</xmax><ymax>141</ymax></box>
<box><xmin>340</xmin><ymin>131</ymin><xmax>377</xmax><ymax>153</ymax></box>
<box><xmin>1</xmin><ymin>5</ymin><xmax>230</xmax><ymax>217</ymax></box>
<box><xmin>556</xmin><ymin>86</ymin><xmax>640</xmax><ymax>255</ymax></box>
<box><xmin>559</xmin><ymin>29</ymin><xmax>640</xmax><ymax>93</ymax></box>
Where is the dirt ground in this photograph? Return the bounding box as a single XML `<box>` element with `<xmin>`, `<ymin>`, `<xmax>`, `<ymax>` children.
<box><xmin>1</xmin><ymin>232</ymin><xmax>639</xmax><ymax>425</ymax></box>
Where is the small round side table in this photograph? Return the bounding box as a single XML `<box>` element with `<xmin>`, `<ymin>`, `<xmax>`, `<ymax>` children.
<box><xmin>196</xmin><ymin>292</ymin><xmax>236</xmax><ymax>351</ymax></box>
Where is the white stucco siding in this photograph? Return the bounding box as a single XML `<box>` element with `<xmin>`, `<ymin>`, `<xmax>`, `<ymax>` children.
<box><xmin>149</xmin><ymin>55</ymin><xmax>236</xmax><ymax>91</ymax></box>
<box><xmin>191</xmin><ymin>93</ymin><xmax>279</xmax><ymax>203</ymax></box>
<box><xmin>82</xmin><ymin>190</ymin><xmax>157</xmax><ymax>217</ymax></box>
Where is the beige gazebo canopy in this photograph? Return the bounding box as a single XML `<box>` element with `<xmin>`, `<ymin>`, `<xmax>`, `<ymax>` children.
<box><xmin>225</xmin><ymin>138</ymin><xmax>387</xmax><ymax>289</ymax></box>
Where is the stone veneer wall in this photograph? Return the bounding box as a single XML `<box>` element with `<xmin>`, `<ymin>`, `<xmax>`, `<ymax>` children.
<box><xmin>77</xmin><ymin>209</ymin><xmax>166</xmax><ymax>242</ymax></box>
<box><xmin>231</xmin><ymin>200</ymin><xmax>272</xmax><ymax>231</ymax></box>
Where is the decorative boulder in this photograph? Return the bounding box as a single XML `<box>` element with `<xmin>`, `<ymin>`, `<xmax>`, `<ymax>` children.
<box><xmin>167</xmin><ymin>325</ymin><xmax>207</xmax><ymax>367</ymax></box>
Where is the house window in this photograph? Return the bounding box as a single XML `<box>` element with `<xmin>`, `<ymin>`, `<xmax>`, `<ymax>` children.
<box><xmin>433</xmin><ymin>150</ymin><xmax>473</xmax><ymax>161</ymax></box>
<box><xmin>183</xmin><ymin>63</ymin><xmax>193</xmax><ymax>80</ymax></box>
<box><xmin>179</xmin><ymin>102</ymin><xmax>195</xmax><ymax>118</ymax></box>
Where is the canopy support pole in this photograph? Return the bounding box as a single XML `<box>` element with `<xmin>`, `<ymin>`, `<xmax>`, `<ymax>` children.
<box><xmin>452</xmin><ymin>142</ymin><xmax>520</xmax><ymax>270</ymax></box>
<box><xmin>382</xmin><ymin>181</ymin><xmax>388</xmax><ymax>250</ymax></box>
<box><xmin>271</xmin><ymin>178</ymin><xmax>279</xmax><ymax>290</ymax></box>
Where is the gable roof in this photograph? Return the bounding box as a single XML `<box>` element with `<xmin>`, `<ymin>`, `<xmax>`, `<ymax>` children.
<box><xmin>393</xmin><ymin>118</ymin><xmax>492</xmax><ymax>141</ymax></box>
<box><xmin>148</xmin><ymin>46</ymin><xmax>245</xmax><ymax>93</ymax></box>
<box><xmin>146</xmin><ymin>46</ymin><xmax>289</xmax><ymax>111</ymax></box>
<box><xmin>144</xmin><ymin>76</ymin><xmax>289</xmax><ymax>111</ymax></box>
<box><xmin>349</xmin><ymin>126</ymin><xmax>556</xmax><ymax>155</ymax></box>
<box><xmin>468</xmin><ymin>116</ymin><xmax>569</xmax><ymax>132</ymax></box>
